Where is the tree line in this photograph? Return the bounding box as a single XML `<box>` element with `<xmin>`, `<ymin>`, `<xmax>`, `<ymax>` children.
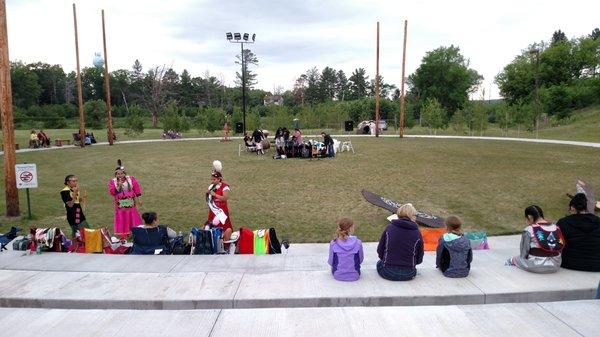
<box><xmin>7</xmin><ymin>27</ymin><xmax>599</xmax><ymax>135</ymax></box>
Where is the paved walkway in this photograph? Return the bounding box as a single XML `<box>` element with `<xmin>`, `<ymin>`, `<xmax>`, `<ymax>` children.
<box><xmin>2</xmin><ymin>134</ymin><xmax>600</xmax><ymax>157</ymax></box>
<box><xmin>0</xmin><ymin>236</ymin><xmax>598</xmax><ymax>310</ymax></box>
<box><xmin>0</xmin><ymin>300</ymin><xmax>598</xmax><ymax>336</ymax></box>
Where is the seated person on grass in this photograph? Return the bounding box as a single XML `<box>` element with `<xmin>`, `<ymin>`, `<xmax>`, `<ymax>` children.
<box><xmin>557</xmin><ymin>193</ymin><xmax>600</xmax><ymax>271</ymax></box>
<box><xmin>506</xmin><ymin>205</ymin><xmax>563</xmax><ymax>273</ymax></box>
<box><xmin>131</xmin><ymin>212</ymin><xmax>176</xmax><ymax>255</ymax></box>
<box><xmin>436</xmin><ymin>215</ymin><xmax>472</xmax><ymax>278</ymax></box>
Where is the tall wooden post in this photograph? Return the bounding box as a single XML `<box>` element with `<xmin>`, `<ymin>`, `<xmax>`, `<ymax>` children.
<box><xmin>102</xmin><ymin>9</ymin><xmax>114</xmax><ymax>145</ymax></box>
<box><xmin>73</xmin><ymin>3</ymin><xmax>85</xmax><ymax>147</ymax></box>
<box><xmin>375</xmin><ymin>21</ymin><xmax>380</xmax><ymax>137</ymax></box>
<box><xmin>399</xmin><ymin>20</ymin><xmax>408</xmax><ymax>138</ymax></box>
<box><xmin>0</xmin><ymin>0</ymin><xmax>19</xmax><ymax>216</ymax></box>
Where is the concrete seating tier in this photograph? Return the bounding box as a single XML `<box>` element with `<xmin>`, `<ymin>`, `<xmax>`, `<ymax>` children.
<box><xmin>0</xmin><ymin>300</ymin><xmax>598</xmax><ymax>337</ymax></box>
<box><xmin>0</xmin><ymin>235</ymin><xmax>598</xmax><ymax>310</ymax></box>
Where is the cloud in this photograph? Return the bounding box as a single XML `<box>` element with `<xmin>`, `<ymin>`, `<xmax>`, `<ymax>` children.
<box><xmin>5</xmin><ymin>0</ymin><xmax>600</xmax><ymax>98</ymax></box>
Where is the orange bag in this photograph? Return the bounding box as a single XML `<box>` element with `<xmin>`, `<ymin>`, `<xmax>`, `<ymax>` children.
<box><xmin>420</xmin><ymin>228</ymin><xmax>446</xmax><ymax>251</ymax></box>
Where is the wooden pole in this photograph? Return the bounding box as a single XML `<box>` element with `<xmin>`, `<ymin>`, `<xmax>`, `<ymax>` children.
<box><xmin>73</xmin><ymin>3</ymin><xmax>85</xmax><ymax>148</ymax></box>
<box><xmin>102</xmin><ymin>9</ymin><xmax>114</xmax><ymax>145</ymax></box>
<box><xmin>399</xmin><ymin>20</ymin><xmax>408</xmax><ymax>138</ymax></box>
<box><xmin>0</xmin><ymin>0</ymin><xmax>19</xmax><ymax>216</ymax></box>
<box><xmin>375</xmin><ymin>21</ymin><xmax>380</xmax><ymax>137</ymax></box>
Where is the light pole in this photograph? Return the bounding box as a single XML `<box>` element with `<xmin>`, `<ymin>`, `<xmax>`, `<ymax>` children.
<box><xmin>529</xmin><ymin>48</ymin><xmax>540</xmax><ymax>139</ymax></box>
<box><xmin>226</xmin><ymin>32</ymin><xmax>255</xmax><ymax>135</ymax></box>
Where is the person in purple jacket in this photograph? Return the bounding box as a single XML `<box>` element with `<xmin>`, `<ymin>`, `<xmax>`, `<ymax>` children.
<box><xmin>328</xmin><ymin>218</ymin><xmax>364</xmax><ymax>281</ymax></box>
<box><xmin>377</xmin><ymin>203</ymin><xmax>424</xmax><ymax>281</ymax></box>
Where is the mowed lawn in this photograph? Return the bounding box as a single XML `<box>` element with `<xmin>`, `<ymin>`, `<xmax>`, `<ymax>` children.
<box><xmin>0</xmin><ymin>137</ymin><xmax>599</xmax><ymax>242</ymax></box>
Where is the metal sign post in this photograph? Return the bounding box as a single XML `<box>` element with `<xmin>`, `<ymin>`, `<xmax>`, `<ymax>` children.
<box><xmin>15</xmin><ymin>163</ymin><xmax>38</xmax><ymax>219</ymax></box>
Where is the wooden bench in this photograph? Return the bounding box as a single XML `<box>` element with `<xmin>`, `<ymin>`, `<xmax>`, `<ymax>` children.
<box><xmin>54</xmin><ymin>139</ymin><xmax>71</xmax><ymax>147</ymax></box>
<box><xmin>0</xmin><ymin>143</ymin><xmax>20</xmax><ymax>151</ymax></box>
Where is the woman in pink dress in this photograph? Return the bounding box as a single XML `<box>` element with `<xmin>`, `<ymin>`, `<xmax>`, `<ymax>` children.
<box><xmin>108</xmin><ymin>160</ymin><xmax>143</xmax><ymax>237</ymax></box>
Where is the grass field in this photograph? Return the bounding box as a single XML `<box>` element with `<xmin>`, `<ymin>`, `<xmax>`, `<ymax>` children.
<box><xmin>1</xmin><ymin>137</ymin><xmax>599</xmax><ymax>242</ymax></box>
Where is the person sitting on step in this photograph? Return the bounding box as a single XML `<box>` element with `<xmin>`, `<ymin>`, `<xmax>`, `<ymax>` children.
<box><xmin>557</xmin><ymin>193</ymin><xmax>600</xmax><ymax>271</ymax></box>
<box><xmin>506</xmin><ymin>205</ymin><xmax>564</xmax><ymax>273</ymax></box>
<box><xmin>436</xmin><ymin>215</ymin><xmax>473</xmax><ymax>277</ymax></box>
<box><xmin>328</xmin><ymin>218</ymin><xmax>364</xmax><ymax>281</ymax></box>
<box><xmin>376</xmin><ymin>203</ymin><xmax>424</xmax><ymax>281</ymax></box>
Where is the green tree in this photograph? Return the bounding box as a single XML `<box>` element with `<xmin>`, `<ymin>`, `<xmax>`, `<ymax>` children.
<box><xmin>420</xmin><ymin>98</ymin><xmax>445</xmax><ymax>134</ymax></box>
<box><xmin>83</xmin><ymin>99</ymin><xmax>106</xmax><ymax>129</ymax></box>
<box><xmin>408</xmin><ymin>45</ymin><xmax>482</xmax><ymax>118</ymax></box>
<box><xmin>81</xmin><ymin>66</ymin><xmax>105</xmax><ymax>101</ymax></box>
<box><xmin>348</xmin><ymin>68</ymin><xmax>369</xmax><ymax>100</ymax></box>
<box><xmin>319</xmin><ymin>67</ymin><xmax>337</xmax><ymax>100</ymax></box>
<box><xmin>124</xmin><ymin>104</ymin><xmax>145</xmax><ymax>136</ymax></box>
<box><xmin>551</xmin><ymin>30</ymin><xmax>568</xmax><ymax>45</ymax></box>
<box><xmin>10</xmin><ymin>62</ymin><xmax>42</xmax><ymax>108</ymax></box>
<box><xmin>28</xmin><ymin>62</ymin><xmax>66</xmax><ymax>105</ymax></box>
<box><xmin>235</xmin><ymin>49</ymin><xmax>258</xmax><ymax>89</ymax></box>
<box><xmin>336</xmin><ymin>70</ymin><xmax>349</xmax><ymax>101</ymax></box>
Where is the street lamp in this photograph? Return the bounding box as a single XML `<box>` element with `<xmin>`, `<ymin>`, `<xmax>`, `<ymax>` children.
<box><xmin>529</xmin><ymin>48</ymin><xmax>540</xmax><ymax>139</ymax></box>
<box><xmin>226</xmin><ymin>31</ymin><xmax>255</xmax><ymax>135</ymax></box>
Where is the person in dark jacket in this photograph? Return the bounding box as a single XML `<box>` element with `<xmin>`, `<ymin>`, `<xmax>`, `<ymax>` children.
<box><xmin>436</xmin><ymin>215</ymin><xmax>473</xmax><ymax>278</ymax></box>
<box><xmin>131</xmin><ymin>212</ymin><xmax>174</xmax><ymax>255</ymax></box>
<box><xmin>556</xmin><ymin>193</ymin><xmax>600</xmax><ymax>271</ymax></box>
<box><xmin>377</xmin><ymin>203</ymin><xmax>424</xmax><ymax>281</ymax></box>
<box><xmin>321</xmin><ymin>132</ymin><xmax>334</xmax><ymax>158</ymax></box>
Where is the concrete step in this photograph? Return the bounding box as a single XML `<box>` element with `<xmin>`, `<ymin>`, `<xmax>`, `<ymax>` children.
<box><xmin>0</xmin><ymin>236</ymin><xmax>598</xmax><ymax>310</ymax></box>
<box><xmin>0</xmin><ymin>300</ymin><xmax>598</xmax><ymax>337</ymax></box>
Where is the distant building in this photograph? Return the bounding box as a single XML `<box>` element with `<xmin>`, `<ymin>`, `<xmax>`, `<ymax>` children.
<box><xmin>264</xmin><ymin>94</ymin><xmax>284</xmax><ymax>106</ymax></box>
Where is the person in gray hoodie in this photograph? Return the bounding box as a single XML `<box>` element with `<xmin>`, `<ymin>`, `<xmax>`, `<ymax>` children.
<box><xmin>328</xmin><ymin>218</ymin><xmax>364</xmax><ymax>281</ymax></box>
<box><xmin>436</xmin><ymin>215</ymin><xmax>473</xmax><ymax>278</ymax></box>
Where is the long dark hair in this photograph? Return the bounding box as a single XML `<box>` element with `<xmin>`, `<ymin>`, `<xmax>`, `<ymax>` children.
<box><xmin>524</xmin><ymin>205</ymin><xmax>544</xmax><ymax>222</ymax></box>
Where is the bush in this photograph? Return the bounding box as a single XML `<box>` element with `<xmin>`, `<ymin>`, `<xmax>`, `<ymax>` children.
<box><xmin>83</xmin><ymin>100</ymin><xmax>106</xmax><ymax>129</ymax></box>
<box><xmin>124</xmin><ymin>105</ymin><xmax>145</xmax><ymax>136</ymax></box>
<box><xmin>161</xmin><ymin>101</ymin><xmax>192</xmax><ymax>132</ymax></box>
<box><xmin>541</xmin><ymin>85</ymin><xmax>572</xmax><ymax>119</ymax></box>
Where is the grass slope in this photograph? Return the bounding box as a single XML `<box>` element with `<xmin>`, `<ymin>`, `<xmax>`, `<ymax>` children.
<box><xmin>1</xmin><ymin>137</ymin><xmax>598</xmax><ymax>242</ymax></box>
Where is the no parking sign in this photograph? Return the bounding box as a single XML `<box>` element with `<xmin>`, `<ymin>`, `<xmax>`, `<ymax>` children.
<box><xmin>15</xmin><ymin>163</ymin><xmax>38</xmax><ymax>189</ymax></box>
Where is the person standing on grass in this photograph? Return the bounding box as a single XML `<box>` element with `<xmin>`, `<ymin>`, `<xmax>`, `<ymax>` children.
<box><xmin>321</xmin><ymin>132</ymin><xmax>334</xmax><ymax>158</ymax></box>
<box><xmin>377</xmin><ymin>203</ymin><xmax>424</xmax><ymax>281</ymax></box>
<box><xmin>328</xmin><ymin>218</ymin><xmax>364</xmax><ymax>281</ymax></box>
<box><xmin>557</xmin><ymin>193</ymin><xmax>600</xmax><ymax>271</ymax></box>
<box><xmin>61</xmin><ymin>174</ymin><xmax>89</xmax><ymax>238</ymax></box>
<box><xmin>108</xmin><ymin>160</ymin><xmax>143</xmax><ymax>238</ymax></box>
<box><xmin>207</xmin><ymin>169</ymin><xmax>233</xmax><ymax>249</ymax></box>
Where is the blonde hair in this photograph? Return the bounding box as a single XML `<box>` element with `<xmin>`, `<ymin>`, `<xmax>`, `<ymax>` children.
<box><xmin>445</xmin><ymin>215</ymin><xmax>463</xmax><ymax>235</ymax></box>
<box><xmin>335</xmin><ymin>218</ymin><xmax>354</xmax><ymax>241</ymax></box>
<box><xmin>397</xmin><ymin>203</ymin><xmax>417</xmax><ymax>221</ymax></box>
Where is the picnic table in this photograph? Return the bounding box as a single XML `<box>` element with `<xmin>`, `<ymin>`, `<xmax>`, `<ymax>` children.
<box><xmin>54</xmin><ymin>139</ymin><xmax>71</xmax><ymax>147</ymax></box>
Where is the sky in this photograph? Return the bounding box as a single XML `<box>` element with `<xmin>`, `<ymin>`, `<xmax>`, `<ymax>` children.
<box><xmin>5</xmin><ymin>0</ymin><xmax>600</xmax><ymax>99</ymax></box>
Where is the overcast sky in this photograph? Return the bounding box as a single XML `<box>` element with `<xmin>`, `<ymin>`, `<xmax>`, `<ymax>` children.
<box><xmin>5</xmin><ymin>0</ymin><xmax>600</xmax><ymax>99</ymax></box>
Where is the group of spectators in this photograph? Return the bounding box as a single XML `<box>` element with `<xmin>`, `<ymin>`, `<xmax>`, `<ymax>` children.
<box><xmin>244</xmin><ymin>127</ymin><xmax>335</xmax><ymax>159</ymax></box>
<box><xmin>328</xmin><ymin>193</ymin><xmax>600</xmax><ymax>282</ymax></box>
<box><xmin>29</xmin><ymin>129</ymin><xmax>50</xmax><ymax>148</ymax></box>
<box><xmin>162</xmin><ymin>130</ymin><xmax>183</xmax><ymax>140</ymax></box>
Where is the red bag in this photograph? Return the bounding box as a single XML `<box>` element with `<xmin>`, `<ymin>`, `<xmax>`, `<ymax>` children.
<box><xmin>237</xmin><ymin>227</ymin><xmax>254</xmax><ymax>254</ymax></box>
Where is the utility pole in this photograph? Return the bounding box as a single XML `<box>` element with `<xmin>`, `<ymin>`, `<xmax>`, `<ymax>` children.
<box><xmin>399</xmin><ymin>20</ymin><xmax>408</xmax><ymax>138</ymax></box>
<box><xmin>375</xmin><ymin>21</ymin><xmax>380</xmax><ymax>137</ymax></box>
<box><xmin>530</xmin><ymin>48</ymin><xmax>541</xmax><ymax>139</ymax></box>
<box><xmin>73</xmin><ymin>3</ymin><xmax>85</xmax><ymax>147</ymax></box>
<box><xmin>102</xmin><ymin>9</ymin><xmax>114</xmax><ymax>145</ymax></box>
<box><xmin>0</xmin><ymin>0</ymin><xmax>19</xmax><ymax>216</ymax></box>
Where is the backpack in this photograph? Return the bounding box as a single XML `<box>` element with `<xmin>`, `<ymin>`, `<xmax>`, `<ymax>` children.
<box><xmin>170</xmin><ymin>235</ymin><xmax>189</xmax><ymax>255</ymax></box>
<box><xmin>211</xmin><ymin>228</ymin><xmax>224</xmax><ymax>254</ymax></box>
<box><xmin>237</xmin><ymin>227</ymin><xmax>254</xmax><ymax>254</ymax></box>
<box><xmin>191</xmin><ymin>228</ymin><xmax>214</xmax><ymax>255</ymax></box>
<box><xmin>268</xmin><ymin>228</ymin><xmax>282</xmax><ymax>254</ymax></box>
<box><xmin>12</xmin><ymin>237</ymin><xmax>29</xmax><ymax>251</ymax></box>
<box><xmin>531</xmin><ymin>224</ymin><xmax>565</xmax><ymax>253</ymax></box>
<box><xmin>253</xmin><ymin>229</ymin><xmax>268</xmax><ymax>255</ymax></box>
